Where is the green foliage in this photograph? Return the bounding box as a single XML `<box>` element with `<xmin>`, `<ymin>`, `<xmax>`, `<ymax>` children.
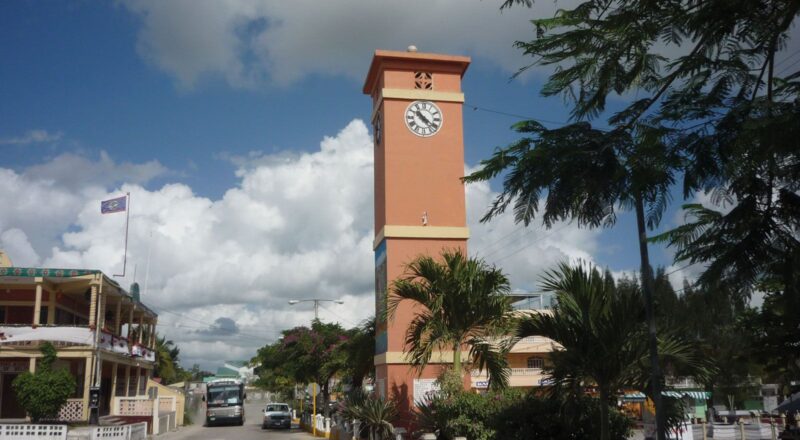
<box><xmin>340</xmin><ymin>317</ymin><xmax>376</xmax><ymax>389</ymax></box>
<box><xmin>12</xmin><ymin>342</ymin><xmax>76</xmax><ymax>422</ymax></box>
<box><xmin>517</xmin><ymin>262</ymin><xmax>711</xmax><ymax>439</ymax></box>
<box><xmin>415</xmin><ymin>389</ymin><xmax>632</xmax><ymax>440</ymax></box>
<box><xmin>342</xmin><ymin>391</ymin><xmax>397</xmax><ymax>440</ymax></box>
<box><xmin>388</xmin><ymin>249</ymin><xmax>513</xmax><ymax>387</ymax></box>
<box><xmin>253</xmin><ymin>320</ymin><xmax>349</xmax><ymax>407</ymax></box>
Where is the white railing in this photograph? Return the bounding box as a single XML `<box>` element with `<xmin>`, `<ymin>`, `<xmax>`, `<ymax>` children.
<box><xmin>471</xmin><ymin>368</ymin><xmax>542</xmax><ymax>377</ymax></box>
<box><xmin>56</xmin><ymin>398</ymin><xmax>84</xmax><ymax>422</ymax></box>
<box><xmin>0</xmin><ymin>325</ymin><xmax>93</xmax><ymax>345</ymax></box>
<box><xmin>113</xmin><ymin>396</ymin><xmax>153</xmax><ymax>416</ymax></box>
<box><xmin>0</xmin><ymin>424</ymin><xmax>66</xmax><ymax>440</ymax></box>
<box><xmin>90</xmin><ymin>422</ymin><xmax>148</xmax><ymax>440</ymax></box>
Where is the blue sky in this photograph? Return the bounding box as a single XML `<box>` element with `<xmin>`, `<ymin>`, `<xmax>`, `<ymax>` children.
<box><xmin>0</xmin><ymin>1</ymin><xmax>693</xmax><ymax>367</ymax></box>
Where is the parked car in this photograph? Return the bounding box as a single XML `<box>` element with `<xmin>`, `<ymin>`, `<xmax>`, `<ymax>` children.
<box><xmin>262</xmin><ymin>403</ymin><xmax>292</xmax><ymax>429</ymax></box>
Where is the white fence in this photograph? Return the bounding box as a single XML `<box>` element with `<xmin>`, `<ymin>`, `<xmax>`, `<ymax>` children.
<box><xmin>89</xmin><ymin>423</ymin><xmax>148</xmax><ymax>440</ymax></box>
<box><xmin>0</xmin><ymin>424</ymin><xmax>67</xmax><ymax>440</ymax></box>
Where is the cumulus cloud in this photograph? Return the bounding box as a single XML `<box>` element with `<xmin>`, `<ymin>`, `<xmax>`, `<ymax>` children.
<box><xmin>0</xmin><ymin>129</ymin><xmax>63</xmax><ymax>145</ymax></box>
<box><xmin>120</xmin><ymin>0</ymin><xmax>567</xmax><ymax>88</ymax></box>
<box><xmin>1</xmin><ymin>119</ymin><xmax>599</xmax><ymax>368</ymax></box>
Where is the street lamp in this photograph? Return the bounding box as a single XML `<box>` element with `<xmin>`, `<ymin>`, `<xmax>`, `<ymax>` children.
<box><xmin>288</xmin><ymin>298</ymin><xmax>344</xmax><ymax>321</ymax></box>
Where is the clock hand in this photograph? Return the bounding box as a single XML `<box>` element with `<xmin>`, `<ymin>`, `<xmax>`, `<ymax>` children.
<box><xmin>415</xmin><ymin>110</ymin><xmax>431</xmax><ymax>125</ymax></box>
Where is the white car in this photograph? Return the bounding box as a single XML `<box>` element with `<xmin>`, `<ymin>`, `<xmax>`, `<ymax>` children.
<box><xmin>262</xmin><ymin>403</ymin><xmax>292</xmax><ymax>429</ymax></box>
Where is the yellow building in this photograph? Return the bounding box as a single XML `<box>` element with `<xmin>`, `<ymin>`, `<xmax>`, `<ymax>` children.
<box><xmin>0</xmin><ymin>256</ymin><xmax>158</xmax><ymax>422</ymax></box>
<box><xmin>470</xmin><ymin>293</ymin><xmax>558</xmax><ymax>391</ymax></box>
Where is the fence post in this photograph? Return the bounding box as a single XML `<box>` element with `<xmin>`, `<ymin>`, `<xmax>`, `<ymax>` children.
<box><xmin>770</xmin><ymin>416</ymin><xmax>777</xmax><ymax>440</ymax></box>
<box><xmin>152</xmin><ymin>396</ymin><xmax>159</xmax><ymax>435</ymax></box>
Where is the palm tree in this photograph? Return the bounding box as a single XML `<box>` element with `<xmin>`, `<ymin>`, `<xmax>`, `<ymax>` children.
<box><xmin>519</xmin><ymin>262</ymin><xmax>710</xmax><ymax>440</ymax></box>
<box><xmin>463</xmin><ymin>121</ymin><xmax>679</xmax><ymax>437</ymax></box>
<box><xmin>154</xmin><ymin>335</ymin><xmax>177</xmax><ymax>383</ymax></box>
<box><xmin>387</xmin><ymin>249</ymin><xmax>512</xmax><ymax>387</ymax></box>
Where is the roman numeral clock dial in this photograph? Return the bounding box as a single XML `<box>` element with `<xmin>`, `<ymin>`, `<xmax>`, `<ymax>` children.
<box><xmin>405</xmin><ymin>100</ymin><xmax>442</xmax><ymax>137</ymax></box>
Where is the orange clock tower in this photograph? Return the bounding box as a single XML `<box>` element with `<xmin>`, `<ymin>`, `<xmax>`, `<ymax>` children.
<box><xmin>363</xmin><ymin>48</ymin><xmax>471</xmax><ymax>416</ymax></box>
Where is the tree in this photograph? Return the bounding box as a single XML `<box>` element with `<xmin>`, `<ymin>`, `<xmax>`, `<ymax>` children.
<box><xmin>154</xmin><ymin>335</ymin><xmax>178</xmax><ymax>384</ymax></box>
<box><xmin>468</xmin><ymin>0</ymin><xmax>800</xmax><ymax>439</ymax></box>
<box><xmin>495</xmin><ymin>1</ymin><xmax>800</xmax><ymax>426</ymax></box>
<box><xmin>387</xmin><ymin>249</ymin><xmax>512</xmax><ymax>388</ymax></box>
<box><xmin>253</xmin><ymin>320</ymin><xmax>349</xmax><ymax>408</ymax></box>
<box><xmin>464</xmin><ymin>118</ymin><xmax>678</xmax><ymax>436</ymax></box>
<box><xmin>517</xmin><ymin>262</ymin><xmax>710</xmax><ymax>440</ymax></box>
<box><xmin>340</xmin><ymin>317</ymin><xmax>376</xmax><ymax>389</ymax></box>
<box><xmin>12</xmin><ymin>342</ymin><xmax>76</xmax><ymax>422</ymax></box>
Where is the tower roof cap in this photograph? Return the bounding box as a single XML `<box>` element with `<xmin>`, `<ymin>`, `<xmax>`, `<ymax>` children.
<box><xmin>363</xmin><ymin>49</ymin><xmax>471</xmax><ymax>94</ymax></box>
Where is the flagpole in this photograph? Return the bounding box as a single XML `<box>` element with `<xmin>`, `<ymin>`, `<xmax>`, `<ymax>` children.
<box><xmin>114</xmin><ymin>192</ymin><xmax>131</xmax><ymax>278</ymax></box>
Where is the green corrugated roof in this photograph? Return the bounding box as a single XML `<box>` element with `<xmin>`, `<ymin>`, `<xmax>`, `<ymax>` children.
<box><xmin>216</xmin><ymin>366</ymin><xmax>240</xmax><ymax>377</ymax></box>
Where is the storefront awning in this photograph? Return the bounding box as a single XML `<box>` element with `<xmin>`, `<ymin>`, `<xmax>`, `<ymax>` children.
<box><xmin>622</xmin><ymin>390</ymin><xmax>710</xmax><ymax>401</ymax></box>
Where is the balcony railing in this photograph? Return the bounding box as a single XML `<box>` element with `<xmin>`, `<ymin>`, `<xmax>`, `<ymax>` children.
<box><xmin>0</xmin><ymin>325</ymin><xmax>155</xmax><ymax>362</ymax></box>
<box><xmin>471</xmin><ymin>367</ymin><xmax>543</xmax><ymax>377</ymax></box>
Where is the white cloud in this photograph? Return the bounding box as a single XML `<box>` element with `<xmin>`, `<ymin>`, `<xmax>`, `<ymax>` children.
<box><xmin>120</xmin><ymin>0</ymin><xmax>565</xmax><ymax>88</ymax></box>
<box><xmin>1</xmin><ymin>119</ymin><xmax>599</xmax><ymax>369</ymax></box>
<box><xmin>0</xmin><ymin>129</ymin><xmax>62</xmax><ymax>146</ymax></box>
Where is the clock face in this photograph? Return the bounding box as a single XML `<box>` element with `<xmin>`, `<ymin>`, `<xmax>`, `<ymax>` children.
<box><xmin>373</xmin><ymin>111</ymin><xmax>382</xmax><ymax>145</ymax></box>
<box><xmin>405</xmin><ymin>101</ymin><xmax>442</xmax><ymax>137</ymax></box>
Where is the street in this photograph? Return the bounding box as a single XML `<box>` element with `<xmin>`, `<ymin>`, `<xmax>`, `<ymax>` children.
<box><xmin>159</xmin><ymin>401</ymin><xmax>314</xmax><ymax>440</ymax></box>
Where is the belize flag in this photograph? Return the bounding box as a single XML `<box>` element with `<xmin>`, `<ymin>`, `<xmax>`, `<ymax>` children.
<box><xmin>101</xmin><ymin>196</ymin><xmax>127</xmax><ymax>214</ymax></box>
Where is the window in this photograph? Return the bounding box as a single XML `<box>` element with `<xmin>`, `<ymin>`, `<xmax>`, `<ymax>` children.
<box><xmin>414</xmin><ymin>71</ymin><xmax>433</xmax><ymax>90</ymax></box>
<box><xmin>527</xmin><ymin>357</ymin><xmax>544</xmax><ymax>369</ymax></box>
<box><xmin>39</xmin><ymin>306</ymin><xmax>48</xmax><ymax>325</ymax></box>
<box><xmin>0</xmin><ymin>306</ymin><xmax>5</xmax><ymax>323</ymax></box>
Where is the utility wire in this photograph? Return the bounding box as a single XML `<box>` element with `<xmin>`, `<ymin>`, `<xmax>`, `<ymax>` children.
<box><xmin>492</xmin><ymin>223</ymin><xmax>574</xmax><ymax>263</ymax></box>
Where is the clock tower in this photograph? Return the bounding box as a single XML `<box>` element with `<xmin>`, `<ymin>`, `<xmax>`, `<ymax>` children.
<box><xmin>363</xmin><ymin>48</ymin><xmax>471</xmax><ymax>416</ymax></box>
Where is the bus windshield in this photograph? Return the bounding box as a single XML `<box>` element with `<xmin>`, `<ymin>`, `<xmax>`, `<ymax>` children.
<box><xmin>208</xmin><ymin>386</ymin><xmax>242</xmax><ymax>405</ymax></box>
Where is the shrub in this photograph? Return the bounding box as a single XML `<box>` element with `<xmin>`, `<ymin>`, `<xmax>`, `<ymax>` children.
<box><xmin>414</xmin><ymin>389</ymin><xmax>633</xmax><ymax>440</ymax></box>
<box><xmin>12</xmin><ymin>342</ymin><xmax>76</xmax><ymax>422</ymax></box>
<box><xmin>342</xmin><ymin>391</ymin><xmax>398</xmax><ymax>440</ymax></box>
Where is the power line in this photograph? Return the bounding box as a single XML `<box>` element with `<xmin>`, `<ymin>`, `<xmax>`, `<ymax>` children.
<box><xmin>316</xmin><ymin>303</ymin><xmax>358</xmax><ymax>327</ymax></box>
<box><xmin>476</xmin><ymin>224</ymin><xmax>529</xmax><ymax>258</ymax></box>
<box><xmin>492</xmin><ymin>223</ymin><xmax>574</xmax><ymax>263</ymax></box>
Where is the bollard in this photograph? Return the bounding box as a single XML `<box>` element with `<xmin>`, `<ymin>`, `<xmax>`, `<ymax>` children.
<box><xmin>702</xmin><ymin>420</ymin><xmax>708</xmax><ymax>440</ymax></box>
<box><xmin>352</xmin><ymin>420</ymin><xmax>361</xmax><ymax>440</ymax></box>
<box><xmin>770</xmin><ymin>417</ymin><xmax>777</xmax><ymax>440</ymax></box>
<box><xmin>421</xmin><ymin>434</ymin><xmax>437</xmax><ymax>440</ymax></box>
<box><xmin>738</xmin><ymin>418</ymin><xmax>745</xmax><ymax>439</ymax></box>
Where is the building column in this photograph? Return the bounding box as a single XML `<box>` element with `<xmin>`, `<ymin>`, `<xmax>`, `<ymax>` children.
<box><xmin>82</xmin><ymin>356</ymin><xmax>93</xmax><ymax>421</ymax></box>
<box><xmin>114</xmin><ymin>301</ymin><xmax>122</xmax><ymax>335</ymax></box>
<box><xmin>47</xmin><ymin>288</ymin><xmax>56</xmax><ymax>324</ymax></box>
<box><xmin>33</xmin><ymin>278</ymin><xmax>43</xmax><ymax>326</ymax></box>
<box><xmin>88</xmin><ymin>284</ymin><xmax>99</xmax><ymax>328</ymax></box>
<box><xmin>124</xmin><ymin>365</ymin><xmax>131</xmax><ymax>397</ymax></box>
<box><xmin>110</xmin><ymin>363</ymin><xmax>119</xmax><ymax>408</ymax></box>
<box><xmin>138</xmin><ymin>314</ymin><xmax>145</xmax><ymax>345</ymax></box>
<box><xmin>134</xmin><ymin>367</ymin><xmax>141</xmax><ymax>396</ymax></box>
<box><xmin>127</xmin><ymin>305</ymin><xmax>135</xmax><ymax>340</ymax></box>
<box><xmin>149</xmin><ymin>321</ymin><xmax>157</xmax><ymax>348</ymax></box>
<box><xmin>97</xmin><ymin>290</ymin><xmax>106</xmax><ymax>332</ymax></box>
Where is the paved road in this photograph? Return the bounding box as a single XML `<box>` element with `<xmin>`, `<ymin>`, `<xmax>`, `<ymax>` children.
<box><xmin>160</xmin><ymin>401</ymin><xmax>314</xmax><ymax>440</ymax></box>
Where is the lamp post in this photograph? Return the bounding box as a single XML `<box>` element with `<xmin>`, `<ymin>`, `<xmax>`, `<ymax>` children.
<box><xmin>287</xmin><ymin>298</ymin><xmax>344</xmax><ymax>321</ymax></box>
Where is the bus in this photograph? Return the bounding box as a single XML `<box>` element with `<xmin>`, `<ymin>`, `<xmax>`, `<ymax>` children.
<box><xmin>203</xmin><ymin>379</ymin><xmax>246</xmax><ymax>426</ymax></box>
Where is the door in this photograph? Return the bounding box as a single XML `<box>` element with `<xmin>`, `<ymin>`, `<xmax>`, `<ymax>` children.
<box><xmin>1</xmin><ymin>374</ymin><xmax>26</xmax><ymax>418</ymax></box>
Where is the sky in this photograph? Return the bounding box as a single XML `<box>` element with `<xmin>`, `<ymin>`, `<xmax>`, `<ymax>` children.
<box><xmin>0</xmin><ymin>0</ymin><xmax>747</xmax><ymax>370</ymax></box>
